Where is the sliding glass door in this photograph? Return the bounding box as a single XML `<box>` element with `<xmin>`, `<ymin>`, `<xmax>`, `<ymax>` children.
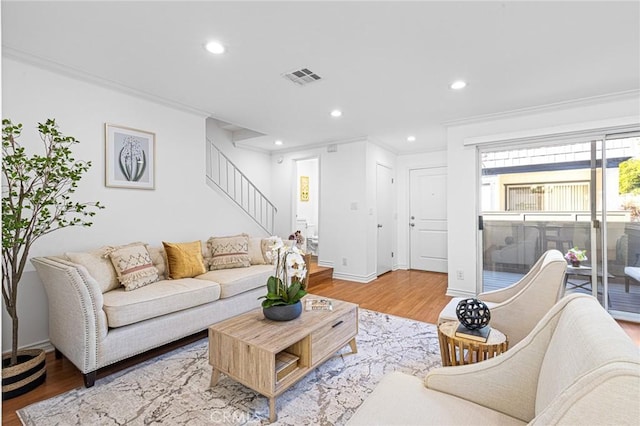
<box><xmin>479</xmin><ymin>135</ymin><xmax>640</xmax><ymax>321</ymax></box>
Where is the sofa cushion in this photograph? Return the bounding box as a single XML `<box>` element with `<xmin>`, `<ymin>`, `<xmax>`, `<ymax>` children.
<box><xmin>195</xmin><ymin>264</ymin><xmax>272</xmax><ymax>298</ymax></box>
<box><xmin>107</xmin><ymin>244</ymin><xmax>159</xmax><ymax>291</ymax></box>
<box><xmin>208</xmin><ymin>234</ymin><xmax>251</xmax><ymax>270</ymax></box>
<box><xmin>162</xmin><ymin>240</ymin><xmax>207</xmax><ymax>279</ymax></box>
<box><xmin>346</xmin><ymin>372</ymin><xmax>525</xmax><ymax>426</ymax></box>
<box><xmin>102</xmin><ymin>278</ymin><xmax>221</xmax><ymax>327</ymax></box>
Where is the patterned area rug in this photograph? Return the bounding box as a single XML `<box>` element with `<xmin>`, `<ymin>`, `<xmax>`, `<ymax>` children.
<box><xmin>18</xmin><ymin>309</ymin><xmax>441</xmax><ymax>425</ymax></box>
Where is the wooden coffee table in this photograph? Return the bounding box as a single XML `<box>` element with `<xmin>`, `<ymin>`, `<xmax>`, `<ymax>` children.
<box><xmin>208</xmin><ymin>296</ymin><xmax>358</xmax><ymax>422</ymax></box>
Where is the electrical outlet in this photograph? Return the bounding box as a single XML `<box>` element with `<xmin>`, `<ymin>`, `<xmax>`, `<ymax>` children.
<box><xmin>456</xmin><ymin>270</ymin><xmax>464</xmax><ymax>280</ymax></box>
<box><xmin>342</xmin><ymin>257</ymin><xmax>348</xmax><ymax>266</ymax></box>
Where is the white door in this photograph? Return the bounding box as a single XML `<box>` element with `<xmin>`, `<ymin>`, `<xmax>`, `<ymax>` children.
<box><xmin>410</xmin><ymin>167</ymin><xmax>448</xmax><ymax>272</ymax></box>
<box><xmin>376</xmin><ymin>164</ymin><xmax>393</xmax><ymax>275</ymax></box>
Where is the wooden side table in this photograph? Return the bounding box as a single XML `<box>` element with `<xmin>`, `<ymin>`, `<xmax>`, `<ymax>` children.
<box><xmin>438</xmin><ymin>321</ymin><xmax>508</xmax><ymax>366</ymax></box>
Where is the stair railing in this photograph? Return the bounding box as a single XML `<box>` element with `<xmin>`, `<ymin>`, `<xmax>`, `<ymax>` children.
<box><xmin>206</xmin><ymin>139</ymin><xmax>276</xmax><ymax>234</ymax></box>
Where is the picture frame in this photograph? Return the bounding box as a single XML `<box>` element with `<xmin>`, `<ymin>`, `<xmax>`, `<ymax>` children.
<box><xmin>105</xmin><ymin>124</ymin><xmax>155</xmax><ymax>189</ymax></box>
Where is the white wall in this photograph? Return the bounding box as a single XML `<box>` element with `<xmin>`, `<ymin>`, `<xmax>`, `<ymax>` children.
<box><xmin>272</xmin><ymin>140</ymin><xmax>393</xmax><ymax>282</ymax></box>
<box><xmin>446</xmin><ymin>94</ymin><xmax>640</xmax><ymax>297</ymax></box>
<box><xmin>1</xmin><ymin>58</ymin><xmax>271</xmax><ymax>351</ymax></box>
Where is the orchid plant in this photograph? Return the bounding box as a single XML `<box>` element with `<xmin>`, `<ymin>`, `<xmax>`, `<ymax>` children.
<box><xmin>565</xmin><ymin>247</ymin><xmax>588</xmax><ymax>263</ymax></box>
<box><xmin>259</xmin><ymin>237</ymin><xmax>307</xmax><ymax>308</ymax></box>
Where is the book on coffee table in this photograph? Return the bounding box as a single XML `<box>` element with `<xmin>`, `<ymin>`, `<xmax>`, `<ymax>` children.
<box><xmin>455</xmin><ymin>324</ymin><xmax>491</xmax><ymax>342</ymax></box>
<box><xmin>305</xmin><ymin>299</ymin><xmax>333</xmax><ymax>311</ymax></box>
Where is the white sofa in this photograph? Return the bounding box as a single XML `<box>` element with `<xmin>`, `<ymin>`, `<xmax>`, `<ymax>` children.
<box><xmin>31</xmin><ymin>237</ymin><xmax>275</xmax><ymax>387</ymax></box>
<box><xmin>348</xmin><ymin>294</ymin><xmax>640</xmax><ymax>425</ymax></box>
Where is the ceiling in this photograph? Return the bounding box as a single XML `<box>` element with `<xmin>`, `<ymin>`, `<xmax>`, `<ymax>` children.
<box><xmin>2</xmin><ymin>1</ymin><xmax>639</xmax><ymax>154</ymax></box>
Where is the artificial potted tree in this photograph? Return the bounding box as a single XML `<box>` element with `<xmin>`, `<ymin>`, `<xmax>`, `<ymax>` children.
<box><xmin>2</xmin><ymin>119</ymin><xmax>103</xmax><ymax>399</ymax></box>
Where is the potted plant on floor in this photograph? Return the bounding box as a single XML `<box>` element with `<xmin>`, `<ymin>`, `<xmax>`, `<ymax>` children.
<box><xmin>259</xmin><ymin>237</ymin><xmax>307</xmax><ymax>321</ymax></box>
<box><xmin>2</xmin><ymin>119</ymin><xmax>103</xmax><ymax>399</ymax></box>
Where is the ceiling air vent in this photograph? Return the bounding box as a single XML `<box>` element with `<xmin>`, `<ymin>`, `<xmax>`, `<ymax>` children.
<box><xmin>282</xmin><ymin>68</ymin><xmax>322</xmax><ymax>86</ymax></box>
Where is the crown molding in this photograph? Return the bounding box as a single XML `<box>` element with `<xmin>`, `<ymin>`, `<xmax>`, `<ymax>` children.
<box><xmin>3</xmin><ymin>46</ymin><xmax>212</xmax><ymax>118</ymax></box>
<box><xmin>442</xmin><ymin>89</ymin><xmax>640</xmax><ymax>127</ymax></box>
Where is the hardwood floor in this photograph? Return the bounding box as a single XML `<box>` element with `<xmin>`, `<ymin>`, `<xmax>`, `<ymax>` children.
<box><xmin>2</xmin><ymin>268</ymin><xmax>638</xmax><ymax>425</ymax></box>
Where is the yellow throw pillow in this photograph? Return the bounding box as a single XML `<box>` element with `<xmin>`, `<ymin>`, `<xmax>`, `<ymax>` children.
<box><xmin>162</xmin><ymin>241</ymin><xmax>207</xmax><ymax>279</ymax></box>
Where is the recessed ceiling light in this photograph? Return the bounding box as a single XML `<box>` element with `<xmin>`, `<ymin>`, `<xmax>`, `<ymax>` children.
<box><xmin>330</xmin><ymin>109</ymin><xmax>342</xmax><ymax>118</ymax></box>
<box><xmin>274</xmin><ymin>140</ymin><xmax>283</xmax><ymax>146</ymax></box>
<box><xmin>407</xmin><ymin>136</ymin><xmax>416</xmax><ymax>142</ymax></box>
<box><xmin>205</xmin><ymin>41</ymin><xmax>225</xmax><ymax>55</ymax></box>
<box><xmin>450</xmin><ymin>80</ymin><xmax>467</xmax><ymax>90</ymax></box>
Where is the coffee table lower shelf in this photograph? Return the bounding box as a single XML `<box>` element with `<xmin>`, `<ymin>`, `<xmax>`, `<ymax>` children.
<box><xmin>208</xmin><ymin>298</ymin><xmax>359</xmax><ymax>423</ymax></box>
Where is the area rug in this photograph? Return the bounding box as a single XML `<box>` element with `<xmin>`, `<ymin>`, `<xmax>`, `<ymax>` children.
<box><xmin>18</xmin><ymin>309</ymin><xmax>441</xmax><ymax>425</ymax></box>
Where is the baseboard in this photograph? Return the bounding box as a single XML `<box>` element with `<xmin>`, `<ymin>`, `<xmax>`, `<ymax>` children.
<box><xmin>332</xmin><ymin>272</ymin><xmax>377</xmax><ymax>283</ymax></box>
<box><xmin>393</xmin><ymin>263</ymin><xmax>409</xmax><ymax>270</ymax></box>
<box><xmin>2</xmin><ymin>339</ymin><xmax>55</xmax><ymax>356</ymax></box>
<box><xmin>445</xmin><ymin>289</ymin><xmax>476</xmax><ymax>298</ymax></box>
<box><xmin>317</xmin><ymin>260</ymin><xmax>334</xmax><ymax>268</ymax></box>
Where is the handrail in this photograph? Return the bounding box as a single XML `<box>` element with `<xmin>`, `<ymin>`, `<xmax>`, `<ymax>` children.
<box><xmin>206</xmin><ymin>139</ymin><xmax>277</xmax><ymax>234</ymax></box>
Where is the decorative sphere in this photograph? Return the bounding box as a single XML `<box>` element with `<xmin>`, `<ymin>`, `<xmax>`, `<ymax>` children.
<box><xmin>456</xmin><ymin>298</ymin><xmax>491</xmax><ymax>330</ymax></box>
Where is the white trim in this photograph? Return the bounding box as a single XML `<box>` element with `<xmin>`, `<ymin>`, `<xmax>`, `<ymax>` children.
<box><xmin>445</xmin><ymin>90</ymin><xmax>640</xmax><ymax>127</ymax></box>
<box><xmin>2</xmin><ymin>339</ymin><xmax>55</xmax><ymax>356</ymax></box>
<box><xmin>4</xmin><ymin>47</ymin><xmax>211</xmax><ymax>119</ymax></box>
<box><xmin>445</xmin><ymin>289</ymin><xmax>475</xmax><ymax>298</ymax></box>
<box><xmin>463</xmin><ymin>117</ymin><xmax>640</xmax><ymax>147</ymax></box>
<box><xmin>332</xmin><ymin>272</ymin><xmax>377</xmax><ymax>283</ymax></box>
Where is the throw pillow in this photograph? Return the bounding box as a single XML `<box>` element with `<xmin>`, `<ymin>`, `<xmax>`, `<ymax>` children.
<box><xmin>207</xmin><ymin>234</ymin><xmax>251</xmax><ymax>270</ymax></box>
<box><xmin>147</xmin><ymin>246</ymin><xmax>167</xmax><ymax>280</ymax></box>
<box><xmin>261</xmin><ymin>238</ymin><xmax>278</xmax><ymax>265</ymax></box>
<box><xmin>65</xmin><ymin>241</ymin><xmax>147</xmax><ymax>293</ymax></box>
<box><xmin>162</xmin><ymin>240</ymin><xmax>207</xmax><ymax>279</ymax></box>
<box><xmin>248</xmin><ymin>237</ymin><xmax>267</xmax><ymax>265</ymax></box>
<box><xmin>107</xmin><ymin>244</ymin><xmax>159</xmax><ymax>291</ymax></box>
<box><xmin>65</xmin><ymin>249</ymin><xmax>119</xmax><ymax>293</ymax></box>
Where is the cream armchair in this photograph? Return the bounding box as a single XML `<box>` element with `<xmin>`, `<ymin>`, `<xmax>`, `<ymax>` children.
<box><xmin>439</xmin><ymin>249</ymin><xmax>567</xmax><ymax>345</ymax></box>
<box><xmin>347</xmin><ymin>294</ymin><xmax>640</xmax><ymax>425</ymax></box>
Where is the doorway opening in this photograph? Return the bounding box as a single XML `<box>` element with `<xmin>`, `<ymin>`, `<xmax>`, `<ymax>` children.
<box><xmin>294</xmin><ymin>158</ymin><xmax>319</xmax><ymax>256</ymax></box>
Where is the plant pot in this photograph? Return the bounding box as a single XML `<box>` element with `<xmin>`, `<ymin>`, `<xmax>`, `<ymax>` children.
<box><xmin>263</xmin><ymin>301</ymin><xmax>303</xmax><ymax>321</ymax></box>
<box><xmin>2</xmin><ymin>349</ymin><xmax>46</xmax><ymax>400</ymax></box>
<box><xmin>571</xmin><ymin>260</ymin><xmax>581</xmax><ymax>267</ymax></box>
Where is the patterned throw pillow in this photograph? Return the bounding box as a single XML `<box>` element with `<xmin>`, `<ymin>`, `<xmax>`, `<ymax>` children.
<box><xmin>162</xmin><ymin>240</ymin><xmax>207</xmax><ymax>279</ymax></box>
<box><xmin>107</xmin><ymin>244</ymin><xmax>159</xmax><ymax>291</ymax></box>
<box><xmin>207</xmin><ymin>234</ymin><xmax>251</xmax><ymax>270</ymax></box>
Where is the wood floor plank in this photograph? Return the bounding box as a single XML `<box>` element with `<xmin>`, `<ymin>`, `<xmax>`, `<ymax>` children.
<box><xmin>2</xmin><ymin>268</ymin><xmax>638</xmax><ymax>426</ymax></box>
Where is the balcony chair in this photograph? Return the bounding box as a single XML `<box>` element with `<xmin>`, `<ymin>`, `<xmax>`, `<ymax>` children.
<box><xmin>439</xmin><ymin>249</ymin><xmax>567</xmax><ymax>346</ymax></box>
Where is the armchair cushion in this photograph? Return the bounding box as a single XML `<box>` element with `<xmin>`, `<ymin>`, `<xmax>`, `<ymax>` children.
<box><xmin>347</xmin><ymin>371</ymin><xmax>524</xmax><ymax>426</ymax></box>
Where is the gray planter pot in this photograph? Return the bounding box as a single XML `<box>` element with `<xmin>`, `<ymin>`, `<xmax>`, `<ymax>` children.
<box><xmin>263</xmin><ymin>301</ymin><xmax>303</xmax><ymax>321</ymax></box>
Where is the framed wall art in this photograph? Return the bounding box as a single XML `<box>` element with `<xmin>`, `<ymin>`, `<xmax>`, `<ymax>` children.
<box><xmin>105</xmin><ymin>124</ymin><xmax>155</xmax><ymax>189</ymax></box>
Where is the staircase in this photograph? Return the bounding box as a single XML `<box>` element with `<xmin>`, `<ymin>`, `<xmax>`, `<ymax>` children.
<box><xmin>206</xmin><ymin>139</ymin><xmax>277</xmax><ymax>234</ymax></box>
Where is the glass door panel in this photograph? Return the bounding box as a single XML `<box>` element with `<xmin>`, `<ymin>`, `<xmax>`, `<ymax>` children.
<box><xmin>480</xmin><ymin>137</ymin><xmax>640</xmax><ymax>321</ymax></box>
<box><xmin>602</xmin><ymin>136</ymin><xmax>640</xmax><ymax>320</ymax></box>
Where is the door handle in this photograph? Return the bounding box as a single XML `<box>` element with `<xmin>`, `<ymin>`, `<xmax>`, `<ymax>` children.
<box><xmin>377</xmin><ymin>224</ymin><xmax>383</xmax><ymax>228</ymax></box>
<box><xmin>410</xmin><ymin>223</ymin><xmax>415</xmax><ymax>227</ymax></box>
